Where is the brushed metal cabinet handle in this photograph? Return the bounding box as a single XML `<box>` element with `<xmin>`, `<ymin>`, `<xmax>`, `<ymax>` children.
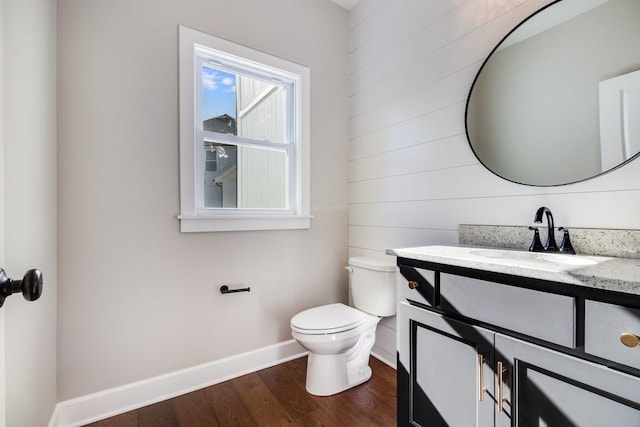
<box><xmin>478</xmin><ymin>354</ymin><xmax>488</xmax><ymax>402</ymax></box>
<box><xmin>497</xmin><ymin>361</ymin><xmax>507</xmax><ymax>412</ymax></box>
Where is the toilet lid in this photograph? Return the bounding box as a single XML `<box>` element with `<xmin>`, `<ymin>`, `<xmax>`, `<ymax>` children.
<box><xmin>291</xmin><ymin>303</ymin><xmax>373</xmax><ymax>333</ymax></box>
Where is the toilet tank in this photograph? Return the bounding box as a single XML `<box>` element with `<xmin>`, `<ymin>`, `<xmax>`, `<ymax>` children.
<box><xmin>348</xmin><ymin>257</ymin><xmax>397</xmax><ymax>317</ymax></box>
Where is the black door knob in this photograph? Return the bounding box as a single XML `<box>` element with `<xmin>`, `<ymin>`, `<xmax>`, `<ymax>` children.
<box><xmin>0</xmin><ymin>268</ymin><xmax>43</xmax><ymax>308</ymax></box>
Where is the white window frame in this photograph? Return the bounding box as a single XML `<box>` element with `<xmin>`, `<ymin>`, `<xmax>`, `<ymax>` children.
<box><xmin>178</xmin><ymin>26</ymin><xmax>311</xmax><ymax>232</ymax></box>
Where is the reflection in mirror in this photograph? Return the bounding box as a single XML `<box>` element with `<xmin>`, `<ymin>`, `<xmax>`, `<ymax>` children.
<box><xmin>466</xmin><ymin>0</ymin><xmax>640</xmax><ymax>186</ymax></box>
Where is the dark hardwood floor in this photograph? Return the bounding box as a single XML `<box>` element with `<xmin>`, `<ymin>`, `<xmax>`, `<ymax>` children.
<box><xmin>84</xmin><ymin>356</ymin><xmax>397</xmax><ymax>426</ymax></box>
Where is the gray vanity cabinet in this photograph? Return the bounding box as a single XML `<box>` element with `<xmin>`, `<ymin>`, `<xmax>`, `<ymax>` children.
<box><xmin>397</xmin><ymin>264</ymin><xmax>640</xmax><ymax>427</ymax></box>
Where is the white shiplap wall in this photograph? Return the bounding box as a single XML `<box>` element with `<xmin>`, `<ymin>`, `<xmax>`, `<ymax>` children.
<box><xmin>348</xmin><ymin>0</ymin><xmax>640</xmax><ymax>363</ymax></box>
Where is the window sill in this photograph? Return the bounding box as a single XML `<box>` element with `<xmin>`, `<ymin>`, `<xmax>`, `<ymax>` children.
<box><xmin>178</xmin><ymin>214</ymin><xmax>313</xmax><ymax>233</ymax></box>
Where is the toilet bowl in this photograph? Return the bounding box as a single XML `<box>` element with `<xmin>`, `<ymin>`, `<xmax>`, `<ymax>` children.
<box><xmin>291</xmin><ymin>303</ymin><xmax>380</xmax><ymax>396</ymax></box>
<box><xmin>290</xmin><ymin>257</ymin><xmax>396</xmax><ymax>396</ymax></box>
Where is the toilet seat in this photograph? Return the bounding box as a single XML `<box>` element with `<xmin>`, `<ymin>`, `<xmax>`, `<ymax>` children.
<box><xmin>291</xmin><ymin>303</ymin><xmax>378</xmax><ymax>335</ymax></box>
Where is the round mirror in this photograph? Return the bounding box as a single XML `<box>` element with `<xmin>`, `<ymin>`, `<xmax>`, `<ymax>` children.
<box><xmin>466</xmin><ymin>0</ymin><xmax>640</xmax><ymax>186</ymax></box>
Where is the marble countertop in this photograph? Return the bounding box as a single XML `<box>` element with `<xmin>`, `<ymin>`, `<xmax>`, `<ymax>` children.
<box><xmin>388</xmin><ymin>245</ymin><xmax>640</xmax><ymax>297</ymax></box>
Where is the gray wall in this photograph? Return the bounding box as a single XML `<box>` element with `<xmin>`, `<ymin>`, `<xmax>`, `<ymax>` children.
<box><xmin>57</xmin><ymin>0</ymin><xmax>349</xmax><ymax>400</ymax></box>
<box><xmin>3</xmin><ymin>0</ymin><xmax>58</xmax><ymax>425</ymax></box>
<box><xmin>348</xmin><ymin>0</ymin><xmax>640</xmax><ymax>358</ymax></box>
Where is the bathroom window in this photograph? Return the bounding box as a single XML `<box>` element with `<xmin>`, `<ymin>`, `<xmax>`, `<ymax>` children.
<box><xmin>205</xmin><ymin>150</ymin><xmax>219</xmax><ymax>173</ymax></box>
<box><xmin>178</xmin><ymin>26</ymin><xmax>311</xmax><ymax>232</ymax></box>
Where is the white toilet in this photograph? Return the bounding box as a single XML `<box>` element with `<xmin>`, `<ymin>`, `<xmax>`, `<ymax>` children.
<box><xmin>290</xmin><ymin>257</ymin><xmax>396</xmax><ymax>396</ymax></box>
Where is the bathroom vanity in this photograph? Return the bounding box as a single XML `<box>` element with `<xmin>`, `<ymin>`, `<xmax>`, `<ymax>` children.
<box><xmin>391</xmin><ymin>245</ymin><xmax>640</xmax><ymax>426</ymax></box>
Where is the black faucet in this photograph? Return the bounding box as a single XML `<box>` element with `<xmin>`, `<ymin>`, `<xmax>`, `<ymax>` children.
<box><xmin>533</xmin><ymin>206</ymin><xmax>559</xmax><ymax>252</ymax></box>
<box><xmin>558</xmin><ymin>227</ymin><xmax>576</xmax><ymax>254</ymax></box>
<box><xmin>528</xmin><ymin>226</ymin><xmax>545</xmax><ymax>252</ymax></box>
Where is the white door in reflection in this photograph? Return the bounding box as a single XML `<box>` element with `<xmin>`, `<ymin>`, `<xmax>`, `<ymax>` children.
<box><xmin>599</xmin><ymin>69</ymin><xmax>640</xmax><ymax>170</ymax></box>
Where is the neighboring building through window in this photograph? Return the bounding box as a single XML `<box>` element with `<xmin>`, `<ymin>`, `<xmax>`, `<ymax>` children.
<box><xmin>178</xmin><ymin>26</ymin><xmax>310</xmax><ymax>232</ymax></box>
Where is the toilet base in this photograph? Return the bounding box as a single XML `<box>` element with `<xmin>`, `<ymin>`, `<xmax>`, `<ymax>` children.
<box><xmin>304</xmin><ymin>325</ymin><xmax>377</xmax><ymax>396</ymax></box>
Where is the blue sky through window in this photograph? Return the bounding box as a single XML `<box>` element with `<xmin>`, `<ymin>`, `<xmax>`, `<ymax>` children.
<box><xmin>202</xmin><ymin>66</ymin><xmax>237</xmax><ymax>120</ymax></box>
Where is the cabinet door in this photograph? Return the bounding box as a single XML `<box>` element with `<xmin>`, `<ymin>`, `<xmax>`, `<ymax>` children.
<box><xmin>495</xmin><ymin>333</ymin><xmax>640</xmax><ymax>427</ymax></box>
<box><xmin>398</xmin><ymin>302</ymin><xmax>495</xmax><ymax>427</ymax></box>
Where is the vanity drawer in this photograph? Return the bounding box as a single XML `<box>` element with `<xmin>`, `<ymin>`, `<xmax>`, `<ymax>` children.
<box><xmin>397</xmin><ymin>267</ymin><xmax>435</xmax><ymax>307</ymax></box>
<box><xmin>585</xmin><ymin>300</ymin><xmax>640</xmax><ymax>371</ymax></box>
<box><xmin>440</xmin><ymin>273</ymin><xmax>575</xmax><ymax>348</ymax></box>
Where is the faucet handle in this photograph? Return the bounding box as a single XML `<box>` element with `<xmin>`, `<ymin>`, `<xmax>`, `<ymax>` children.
<box><xmin>558</xmin><ymin>227</ymin><xmax>576</xmax><ymax>254</ymax></box>
<box><xmin>528</xmin><ymin>226</ymin><xmax>545</xmax><ymax>252</ymax></box>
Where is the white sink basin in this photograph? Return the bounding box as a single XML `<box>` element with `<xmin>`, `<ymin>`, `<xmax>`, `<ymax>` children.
<box><xmin>469</xmin><ymin>249</ymin><xmax>599</xmax><ymax>267</ymax></box>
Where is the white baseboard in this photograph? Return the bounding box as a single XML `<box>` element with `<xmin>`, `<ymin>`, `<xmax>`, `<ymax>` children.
<box><xmin>48</xmin><ymin>405</ymin><xmax>60</xmax><ymax>427</ymax></box>
<box><xmin>49</xmin><ymin>340</ymin><xmax>307</xmax><ymax>427</ymax></box>
<box><xmin>371</xmin><ymin>348</ymin><xmax>397</xmax><ymax>369</ymax></box>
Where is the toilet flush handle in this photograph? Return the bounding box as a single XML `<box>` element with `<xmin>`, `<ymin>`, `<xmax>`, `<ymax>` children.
<box><xmin>345</xmin><ymin>266</ymin><xmax>353</xmax><ymax>273</ymax></box>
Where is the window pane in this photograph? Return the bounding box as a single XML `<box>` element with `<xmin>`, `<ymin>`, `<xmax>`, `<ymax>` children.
<box><xmin>203</xmin><ymin>143</ymin><xmax>288</xmax><ymax>210</ymax></box>
<box><xmin>204</xmin><ymin>144</ymin><xmax>237</xmax><ymax>208</ymax></box>
<box><xmin>238</xmin><ymin>146</ymin><xmax>288</xmax><ymax>209</ymax></box>
<box><xmin>202</xmin><ymin>65</ymin><xmax>237</xmax><ymax>134</ymax></box>
<box><xmin>237</xmin><ymin>75</ymin><xmax>286</xmax><ymax>144</ymax></box>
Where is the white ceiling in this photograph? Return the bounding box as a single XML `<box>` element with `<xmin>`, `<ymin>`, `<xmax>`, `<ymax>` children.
<box><xmin>331</xmin><ymin>0</ymin><xmax>359</xmax><ymax>10</ymax></box>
